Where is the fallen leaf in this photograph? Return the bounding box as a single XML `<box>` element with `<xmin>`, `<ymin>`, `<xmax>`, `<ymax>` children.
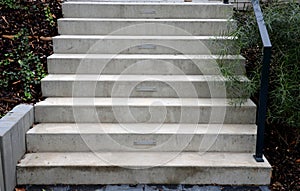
<box><xmin>2</xmin><ymin>16</ymin><xmax>9</xmax><ymax>25</ymax></box>
<box><xmin>0</xmin><ymin>98</ymin><xmax>18</xmax><ymax>103</ymax></box>
<box><xmin>272</xmin><ymin>181</ymin><xmax>283</xmax><ymax>188</ymax></box>
<box><xmin>15</xmin><ymin>188</ymin><xmax>26</xmax><ymax>191</ymax></box>
<box><xmin>2</xmin><ymin>35</ymin><xmax>14</xmax><ymax>39</ymax></box>
<box><xmin>12</xmin><ymin>80</ymin><xmax>21</xmax><ymax>85</ymax></box>
<box><xmin>40</xmin><ymin>36</ymin><xmax>52</xmax><ymax>41</ymax></box>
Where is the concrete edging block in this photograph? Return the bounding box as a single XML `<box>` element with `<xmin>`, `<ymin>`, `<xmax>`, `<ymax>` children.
<box><xmin>0</xmin><ymin>104</ymin><xmax>34</xmax><ymax>191</ymax></box>
<box><xmin>0</xmin><ymin>150</ymin><xmax>4</xmax><ymax>191</ymax></box>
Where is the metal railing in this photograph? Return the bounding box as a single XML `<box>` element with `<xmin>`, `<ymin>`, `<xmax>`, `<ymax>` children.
<box><xmin>223</xmin><ymin>0</ymin><xmax>272</xmax><ymax>162</ymax></box>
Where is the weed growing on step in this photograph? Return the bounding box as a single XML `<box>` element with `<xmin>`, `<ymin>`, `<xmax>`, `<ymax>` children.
<box><xmin>218</xmin><ymin>1</ymin><xmax>300</xmax><ymax>130</ymax></box>
<box><xmin>212</xmin><ymin>28</ymin><xmax>257</xmax><ymax>105</ymax></box>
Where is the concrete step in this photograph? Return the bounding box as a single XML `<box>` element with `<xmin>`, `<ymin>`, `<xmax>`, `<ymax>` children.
<box><xmin>62</xmin><ymin>2</ymin><xmax>233</xmax><ymax>19</ymax></box>
<box><xmin>34</xmin><ymin>97</ymin><xmax>256</xmax><ymax>123</ymax></box>
<box><xmin>53</xmin><ymin>35</ymin><xmax>236</xmax><ymax>54</ymax></box>
<box><xmin>17</xmin><ymin>151</ymin><xmax>271</xmax><ymax>185</ymax></box>
<box><xmin>58</xmin><ymin>18</ymin><xmax>233</xmax><ymax>36</ymax></box>
<box><xmin>26</xmin><ymin>123</ymin><xmax>257</xmax><ymax>152</ymax></box>
<box><xmin>41</xmin><ymin>74</ymin><xmax>249</xmax><ymax>98</ymax></box>
<box><xmin>47</xmin><ymin>54</ymin><xmax>245</xmax><ymax>75</ymax></box>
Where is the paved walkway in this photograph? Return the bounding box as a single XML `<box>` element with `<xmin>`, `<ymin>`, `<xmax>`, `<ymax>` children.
<box><xmin>21</xmin><ymin>185</ymin><xmax>270</xmax><ymax>191</ymax></box>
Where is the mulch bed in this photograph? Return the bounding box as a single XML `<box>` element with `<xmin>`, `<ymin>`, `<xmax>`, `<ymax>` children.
<box><xmin>1</xmin><ymin>1</ymin><xmax>299</xmax><ymax>190</ymax></box>
<box><xmin>265</xmin><ymin>125</ymin><xmax>300</xmax><ymax>190</ymax></box>
<box><xmin>0</xmin><ymin>0</ymin><xmax>62</xmax><ymax>116</ymax></box>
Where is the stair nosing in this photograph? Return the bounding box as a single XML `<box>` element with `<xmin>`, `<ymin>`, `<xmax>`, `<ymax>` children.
<box><xmin>47</xmin><ymin>54</ymin><xmax>245</xmax><ymax>60</ymax></box>
<box><xmin>63</xmin><ymin>2</ymin><xmax>229</xmax><ymax>6</ymax></box>
<box><xmin>58</xmin><ymin>18</ymin><xmax>232</xmax><ymax>22</ymax></box>
<box><xmin>53</xmin><ymin>35</ymin><xmax>235</xmax><ymax>40</ymax></box>
<box><xmin>41</xmin><ymin>74</ymin><xmax>249</xmax><ymax>82</ymax></box>
<box><xmin>28</xmin><ymin>123</ymin><xmax>257</xmax><ymax>135</ymax></box>
<box><xmin>35</xmin><ymin>97</ymin><xmax>256</xmax><ymax>107</ymax></box>
<box><xmin>17</xmin><ymin>152</ymin><xmax>271</xmax><ymax>168</ymax></box>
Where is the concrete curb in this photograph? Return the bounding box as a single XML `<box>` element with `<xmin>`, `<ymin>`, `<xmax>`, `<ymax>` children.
<box><xmin>0</xmin><ymin>104</ymin><xmax>34</xmax><ymax>191</ymax></box>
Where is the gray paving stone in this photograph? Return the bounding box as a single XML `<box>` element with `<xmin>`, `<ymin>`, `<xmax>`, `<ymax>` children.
<box><xmin>145</xmin><ymin>184</ymin><xmax>183</xmax><ymax>191</ymax></box>
<box><xmin>221</xmin><ymin>186</ymin><xmax>261</xmax><ymax>191</ymax></box>
<box><xmin>183</xmin><ymin>185</ymin><xmax>221</xmax><ymax>191</ymax></box>
<box><xmin>21</xmin><ymin>185</ymin><xmax>266</xmax><ymax>191</ymax></box>
<box><xmin>259</xmin><ymin>186</ymin><xmax>271</xmax><ymax>191</ymax></box>
<box><xmin>25</xmin><ymin>185</ymin><xmax>106</xmax><ymax>191</ymax></box>
<box><xmin>52</xmin><ymin>186</ymin><xmax>70</xmax><ymax>191</ymax></box>
<box><xmin>105</xmin><ymin>185</ymin><xmax>144</xmax><ymax>191</ymax></box>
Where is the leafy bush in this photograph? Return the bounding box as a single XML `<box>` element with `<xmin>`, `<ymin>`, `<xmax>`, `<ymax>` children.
<box><xmin>0</xmin><ymin>29</ymin><xmax>46</xmax><ymax>101</ymax></box>
<box><xmin>0</xmin><ymin>1</ymin><xmax>61</xmax><ymax>112</ymax></box>
<box><xmin>231</xmin><ymin>1</ymin><xmax>300</xmax><ymax>129</ymax></box>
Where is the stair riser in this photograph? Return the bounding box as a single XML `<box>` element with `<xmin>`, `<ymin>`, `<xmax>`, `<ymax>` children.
<box><xmin>17</xmin><ymin>166</ymin><xmax>270</xmax><ymax>185</ymax></box>
<box><xmin>41</xmin><ymin>80</ymin><xmax>247</xmax><ymax>98</ymax></box>
<box><xmin>34</xmin><ymin>106</ymin><xmax>256</xmax><ymax>124</ymax></box>
<box><xmin>53</xmin><ymin>38</ymin><xmax>236</xmax><ymax>54</ymax></box>
<box><xmin>58</xmin><ymin>19</ymin><xmax>232</xmax><ymax>36</ymax></box>
<box><xmin>47</xmin><ymin>57</ymin><xmax>245</xmax><ymax>75</ymax></box>
<box><xmin>62</xmin><ymin>3</ymin><xmax>233</xmax><ymax>19</ymax></box>
<box><xmin>27</xmin><ymin>133</ymin><xmax>256</xmax><ymax>153</ymax></box>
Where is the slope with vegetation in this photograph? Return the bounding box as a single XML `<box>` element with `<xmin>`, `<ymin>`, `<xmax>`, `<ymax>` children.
<box><xmin>0</xmin><ymin>0</ymin><xmax>62</xmax><ymax>116</ymax></box>
<box><xmin>231</xmin><ymin>1</ymin><xmax>300</xmax><ymax>190</ymax></box>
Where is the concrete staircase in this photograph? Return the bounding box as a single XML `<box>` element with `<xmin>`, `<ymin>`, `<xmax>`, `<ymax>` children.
<box><xmin>17</xmin><ymin>0</ymin><xmax>271</xmax><ymax>186</ymax></box>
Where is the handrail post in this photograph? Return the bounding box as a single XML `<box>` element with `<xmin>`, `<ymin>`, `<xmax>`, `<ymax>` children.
<box><xmin>250</xmin><ymin>0</ymin><xmax>272</xmax><ymax>162</ymax></box>
<box><xmin>254</xmin><ymin>46</ymin><xmax>271</xmax><ymax>162</ymax></box>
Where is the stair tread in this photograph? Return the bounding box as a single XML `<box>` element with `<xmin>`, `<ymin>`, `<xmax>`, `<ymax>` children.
<box><xmin>42</xmin><ymin>74</ymin><xmax>248</xmax><ymax>82</ymax></box>
<box><xmin>48</xmin><ymin>54</ymin><xmax>244</xmax><ymax>60</ymax></box>
<box><xmin>59</xmin><ymin>18</ymin><xmax>230</xmax><ymax>22</ymax></box>
<box><xmin>64</xmin><ymin>2</ymin><xmax>227</xmax><ymax>5</ymax></box>
<box><xmin>53</xmin><ymin>35</ymin><xmax>234</xmax><ymax>40</ymax></box>
<box><xmin>36</xmin><ymin>97</ymin><xmax>256</xmax><ymax>107</ymax></box>
<box><xmin>28</xmin><ymin>123</ymin><xmax>257</xmax><ymax>135</ymax></box>
<box><xmin>18</xmin><ymin>152</ymin><xmax>271</xmax><ymax>168</ymax></box>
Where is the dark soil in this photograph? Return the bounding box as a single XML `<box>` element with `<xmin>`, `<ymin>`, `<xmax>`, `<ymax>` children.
<box><xmin>0</xmin><ymin>1</ymin><xmax>299</xmax><ymax>190</ymax></box>
<box><xmin>265</xmin><ymin>125</ymin><xmax>300</xmax><ymax>190</ymax></box>
<box><xmin>0</xmin><ymin>0</ymin><xmax>62</xmax><ymax>116</ymax></box>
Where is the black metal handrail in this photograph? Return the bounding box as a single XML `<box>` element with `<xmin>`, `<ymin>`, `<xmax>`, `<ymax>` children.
<box><xmin>223</xmin><ymin>0</ymin><xmax>272</xmax><ymax>162</ymax></box>
<box><xmin>251</xmin><ymin>0</ymin><xmax>272</xmax><ymax>162</ymax></box>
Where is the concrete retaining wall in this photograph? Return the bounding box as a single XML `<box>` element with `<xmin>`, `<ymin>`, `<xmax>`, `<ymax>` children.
<box><xmin>0</xmin><ymin>104</ymin><xmax>34</xmax><ymax>191</ymax></box>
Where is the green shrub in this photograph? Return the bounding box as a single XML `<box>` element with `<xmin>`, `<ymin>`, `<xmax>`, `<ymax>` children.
<box><xmin>230</xmin><ymin>1</ymin><xmax>300</xmax><ymax>128</ymax></box>
<box><xmin>0</xmin><ymin>29</ymin><xmax>46</xmax><ymax>101</ymax></box>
